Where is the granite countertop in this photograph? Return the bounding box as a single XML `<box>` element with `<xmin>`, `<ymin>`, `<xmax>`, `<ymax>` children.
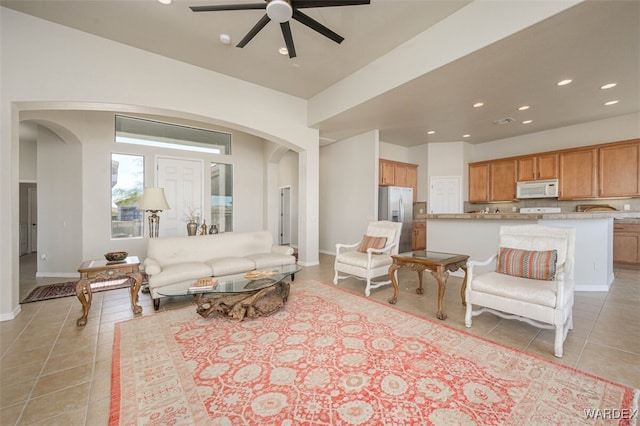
<box><xmin>414</xmin><ymin>211</ymin><xmax>640</xmax><ymax>221</ymax></box>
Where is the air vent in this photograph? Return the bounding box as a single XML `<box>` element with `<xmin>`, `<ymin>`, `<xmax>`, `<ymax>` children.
<box><xmin>493</xmin><ymin>117</ymin><xmax>515</xmax><ymax>125</ymax></box>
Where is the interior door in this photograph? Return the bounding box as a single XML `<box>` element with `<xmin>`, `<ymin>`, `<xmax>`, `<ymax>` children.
<box><xmin>28</xmin><ymin>186</ymin><xmax>37</xmax><ymax>252</ymax></box>
<box><xmin>429</xmin><ymin>176</ymin><xmax>462</xmax><ymax>213</ymax></box>
<box><xmin>156</xmin><ymin>157</ymin><xmax>204</xmax><ymax>237</ymax></box>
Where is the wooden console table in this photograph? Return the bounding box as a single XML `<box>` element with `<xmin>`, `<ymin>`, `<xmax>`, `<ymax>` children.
<box><xmin>75</xmin><ymin>256</ymin><xmax>143</xmax><ymax>326</ymax></box>
<box><xmin>388</xmin><ymin>251</ymin><xmax>468</xmax><ymax>320</ymax></box>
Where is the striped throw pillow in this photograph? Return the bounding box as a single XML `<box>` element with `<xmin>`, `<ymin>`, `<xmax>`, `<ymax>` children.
<box><xmin>496</xmin><ymin>247</ymin><xmax>558</xmax><ymax>281</ymax></box>
<box><xmin>357</xmin><ymin>235</ymin><xmax>387</xmax><ymax>253</ymax></box>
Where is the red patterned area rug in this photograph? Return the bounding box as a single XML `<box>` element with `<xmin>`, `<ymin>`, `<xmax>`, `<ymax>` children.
<box><xmin>110</xmin><ymin>280</ymin><xmax>639</xmax><ymax>425</ymax></box>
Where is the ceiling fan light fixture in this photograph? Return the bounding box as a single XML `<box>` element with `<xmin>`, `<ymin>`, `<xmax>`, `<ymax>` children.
<box><xmin>267</xmin><ymin>0</ymin><xmax>293</xmax><ymax>23</ymax></box>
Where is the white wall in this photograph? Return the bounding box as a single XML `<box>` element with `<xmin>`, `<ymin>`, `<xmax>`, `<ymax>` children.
<box><xmin>320</xmin><ymin>131</ymin><xmax>378</xmax><ymax>254</ymax></box>
<box><xmin>19</xmin><ymin>133</ymin><xmax>37</xmax><ymax>182</ymax></box>
<box><xmin>37</xmin><ymin>125</ymin><xmax>83</xmax><ymax>276</ymax></box>
<box><xmin>469</xmin><ymin>112</ymin><xmax>640</xmax><ymax>162</ymax></box>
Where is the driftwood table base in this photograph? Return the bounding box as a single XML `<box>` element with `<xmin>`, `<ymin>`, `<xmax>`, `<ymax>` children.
<box><xmin>194</xmin><ymin>280</ymin><xmax>290</xmax><ymax>321</ymax></box>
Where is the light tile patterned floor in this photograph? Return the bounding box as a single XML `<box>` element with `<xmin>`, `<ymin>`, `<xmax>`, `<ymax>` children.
<box><xmin>1</xmin><ymin>253</ymin><xmax>638</xmax><ymax>425</ymax></box>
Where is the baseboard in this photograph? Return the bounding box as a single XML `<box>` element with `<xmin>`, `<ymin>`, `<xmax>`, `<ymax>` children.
<box><xmin>35</xmin><ymin>272</ymin><xmax>80</xmax><ymax>278</ymax></box>
<box><xmin>0</xmin><ymin>305</ymin><xmax>22</xmax><ymax>322</ymax></box>
<box><xmin>298</xmin><ymin>260</ymin><xmax>320</xmax><ymax>267</ymax></box>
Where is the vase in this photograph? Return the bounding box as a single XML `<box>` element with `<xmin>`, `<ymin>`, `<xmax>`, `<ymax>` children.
<box><xmin>186</xmin><ymin>221</ymin><xmax>198</xmax><ymax>236</ymax></box>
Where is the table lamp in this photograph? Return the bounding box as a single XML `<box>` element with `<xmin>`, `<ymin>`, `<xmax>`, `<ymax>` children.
<box><xmin>137</xmin><ymin>187</ymin><xmax>171</xmax><ymax>238</ymax></box>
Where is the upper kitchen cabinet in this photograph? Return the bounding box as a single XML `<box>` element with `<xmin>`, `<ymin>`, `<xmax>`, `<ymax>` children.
<box><xmin>379</xmin><ymin>160</ymin><xmax>418</xmax><ymax>201</ymax></box>
<box><xmin>558</xmin><ymin>147</ymin><xmax>598</xmax><ymax>199</ymax></box>
<box><xmin>379</xmin><ymin>160</ymin><xmax>396</xmax><ymax>186</ymax></box>
<box><xmin>490</xmin><ymin>159</ymin><xmax>518</xmax><ymax>201</ymax></box>
<box><xmin>598</xmin><ymin>139</ymin><xmax>640</xmax><ymax>197</ymax></box>
<box><xmin>468</xmin><ymin>162</ymin><xmax>490</xmax><ymax>202</ymax></box>
<box><xmin>406</xmin><ymin>165</ymin><xmax>418</xmax><ymax>202</ymax></box>
<box><xmin>469</xmin><ymin>159</ymin><xmax>517</xmax><ymax>203</ymax></box>
<box><xmin>517</xmin><ymin>153</ymin><xmax>558</xmax><ymax>181</ymax></box>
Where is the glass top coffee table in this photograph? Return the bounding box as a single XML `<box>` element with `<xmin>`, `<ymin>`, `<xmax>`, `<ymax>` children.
<box><xmin>159</xmin><ymin>264</ymin><xmax>301</xmax><ymax>321</ymax></box>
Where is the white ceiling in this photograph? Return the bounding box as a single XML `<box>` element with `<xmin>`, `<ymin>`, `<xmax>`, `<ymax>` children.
<box><xmin>2</xmin><ymin>0</ymin><xmax>639</xmax><ymax>146</ymax></box>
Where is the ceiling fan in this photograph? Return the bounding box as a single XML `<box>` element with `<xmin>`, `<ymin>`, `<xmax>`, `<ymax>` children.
<box><xmin>190</xmin><ymin>0</ymin><xmax>370</xmax><ymax>58</ymax></box>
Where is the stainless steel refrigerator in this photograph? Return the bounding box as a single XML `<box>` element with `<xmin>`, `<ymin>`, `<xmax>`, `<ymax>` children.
<box><xmin>378</xmin><ymin>186</ymin><xmax>413</xmax><ymax>253</ymax></box>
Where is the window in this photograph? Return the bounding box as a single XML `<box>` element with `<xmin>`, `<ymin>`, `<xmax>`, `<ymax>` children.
<box><xmin>211</xmin><ymin>163</ymin><xmax>233</xmax><ymax>232</ymax></box>
<box><xmin>115</xmin><ymin>115</ymin><xmax>231</xmax><ymax>155</ymax></box>
<box><xmin>111</xmin><ymin>154</ymin><xmax>144</xmax><ymax>238</ymax></box>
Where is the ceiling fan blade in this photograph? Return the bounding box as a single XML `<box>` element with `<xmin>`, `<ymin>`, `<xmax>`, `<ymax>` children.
<box><xmin>280</xmin><ymin>21</ymin><xmax>297</xmax><ymax>58</ymax></box>
<box><xmin>292</xmin><ymin>9</ymin><xmax>344</xmax><ymax>44</ymax></box>
<box><xmin>293</xmin><ymin>0</ymin><xmax>370</xmax><ymax>8</ymax></box>
<box><xmin>237</xmin><ymin>14</ymin><xmax>271</xmax><ymax>48</ymax></box>
<box><xmin>190</xmin><ymin>3</ymin><xmax>266</xmax><ymax>12</ymax></box>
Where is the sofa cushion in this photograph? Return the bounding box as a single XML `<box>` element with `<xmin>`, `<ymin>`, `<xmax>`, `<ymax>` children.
<box><xmin>472</xmin><ymin>271</ymin><xmax>568</xmax><ymax>308</ymax></box>
<box><xmin>496</xmin><ymin>247</ymin><xmax>558</xmax><ymax>281</ymax></box>
<box><xmin>148</xmin><ymin>262</ymin><xmax>213</xmax><ymax>287</ymax></box>
<box><xmin>336</xmin><ymin>251</ymin><xmax>393</xmax><ymax>269</ymax></box>
<box><xmin>206</xmin><ymin>257</ymin><xmax>256</xmax><ymax>276</ymax></box>
<box><xmin>245</xmin><ymin>253</ymin><xmax>296</xmax><ymax>269</ymax></box>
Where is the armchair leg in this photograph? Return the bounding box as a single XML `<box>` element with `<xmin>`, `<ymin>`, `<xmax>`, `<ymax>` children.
<box><xmin>333</xmin><ymin>271</ymin><xmax>339</xmax><ymax>285</ymax></box>
<box><xmin>554</xmin><ymin>325</ymin><xmax>564</xmax><ymax>358</ymax></box>
<box><xmin>365</xmin><ymin>278</ymin><xmax>371</xmax><ymax>297</ymax></box>
<box><xmin>465</xmin><ymin>302</ymin><xmax>473</xmax><ymax>328</ymax></box>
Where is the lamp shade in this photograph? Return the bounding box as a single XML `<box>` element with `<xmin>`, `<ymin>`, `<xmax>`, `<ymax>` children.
<box><xmin>137</xmin><ymin>187</ymin><xmax>171</xmax><ymax>211</ymax></box>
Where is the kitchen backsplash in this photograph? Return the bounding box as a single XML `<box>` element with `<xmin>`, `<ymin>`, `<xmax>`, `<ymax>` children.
<box><xmin>464</xmin><ymin>198</ymin><xmax>640</xmax><ymax>214</ymax></box>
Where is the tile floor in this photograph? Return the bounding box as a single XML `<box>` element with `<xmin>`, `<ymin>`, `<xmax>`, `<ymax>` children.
<box><xmin>1</xmin><ymin>253</ymin><xmax>638</xmax><ymax>425</ymax></box>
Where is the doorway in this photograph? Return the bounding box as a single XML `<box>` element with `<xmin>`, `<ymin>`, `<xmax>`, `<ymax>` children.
<box><xmin>280</xmin><ymin>186</ymin><xmax>291</xmax><ymax>245</ymax></box>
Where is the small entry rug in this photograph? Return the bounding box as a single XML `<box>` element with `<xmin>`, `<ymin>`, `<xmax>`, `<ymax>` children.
<box><xmin>110</xmin><ymin>280</ymin><xmax>639</xmax><ymax>425</ymax></box>
<box><xmin>21</xmin><ymin>278</ymin><xmax>131</xmax><ymax>304</ymax></box>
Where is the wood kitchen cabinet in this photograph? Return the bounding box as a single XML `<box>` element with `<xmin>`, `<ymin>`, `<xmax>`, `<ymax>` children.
<box><xmin>517</xmin><ymin>153</ymin><xmax>558</xmax><ymax>181</ymax></box>
<box><xmin>468</xmin><ymin>162</ymin><xmax>490</xmax><ymax>202</ymax></box>
<box><xmin>468</xmin><ymin>159</ymin><xmax>516</xmax><ymax>202</ymax></box>
<box><xmin>489</xmin><ymin>159</ymin><xmax>517</xmax><ymax>201</ymax></box>
<box><xmin>379</xmin><ymin>159</ymin><xmax>418</xmax><ymax>201</ymax></box>
<box><xmin>599</xmin><ymin>140</ymin><xmax>640</xmax><ymax>197</ymax></box>
<box><xmin>412</xmin><ymin>221</ymin><xmax>426</xmax><ymax>250</ymax></box>
<box><xmin>406</xmin><ymin>165</ymin><xmax>418</xmax><ymax>202</ymax></box>
<box><xmin>379</xmin><ymin>160</ymin><xmax>396</xmax><ymax>186</ymax></box>
<box><xmin>558</xmin><ymin>148</ymin><xmax>598</xmax><ymax>199</ymax></box>
<box><xmin>613</xmin><ymin>223</ymin><xmax>640</xmax><ymax>265</ymax></box>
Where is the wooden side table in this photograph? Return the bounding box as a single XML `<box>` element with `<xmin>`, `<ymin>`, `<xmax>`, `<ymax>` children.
<box><xmin>388</xmin><ymin>251</ymin><xmax>468</xmax><ymax>320</ymax></box>
<box><xmin>75</xmin><ymin>256</ymin><xmax>143</xmax><ymax>326</ymax></box>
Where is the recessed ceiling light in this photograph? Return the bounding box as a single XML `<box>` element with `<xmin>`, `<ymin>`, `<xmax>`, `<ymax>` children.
<box><xmin>557</xmin><ymin>79</ymin><xmax>572</xmax><ymax>86</ymax></box>
<box><xmin>473</xmin><ymin>102</ymin><xmax>484</xmax><ymax>108</ymax></box>
<box><xmin>427</xmin><ymin>130</ymin><xmax>435</xmax><ymax>135</ymax></box>
<box><xmin>278</xmin><ymin>47</ymin><xmax>288</xmax><ymax>55</ymax></box>
<box><xmin>219</xmin><ymin>34</ymin><xmax>231</xmax><ymax>45</ymax></box>
<box><xmin>522</xmin><ymin>120</ymin><xmax>533</xmax><ymax>124</ymax></box>
<box><xmin>601</xmin><ymin>83</ymin><xmax>617</xmax><ymax>89</ymax></box>
<box><xmin>463</xmin><ymin>134</ymin><xmax>471</xmax><ymax>138</ymax></box>
<box><xmin>157</xmin><ymin>0</ymin><xmax>171</xmax><ymax>4</ymax></box>
<box><xmin>604</xmin><ymin>100</ymin><xmax>619</xmax><ymax>106</ymax></box>
<box><xmin>518</xmin><ymin>105</ymin><xmax>530</xmax><ymax>111</ymax></box>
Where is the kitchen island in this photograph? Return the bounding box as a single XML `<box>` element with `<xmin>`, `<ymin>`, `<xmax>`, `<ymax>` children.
<box><xmin>416</xmin><ymin>211</ymin><xmax>640</xmax><ymax>291</ymax></box>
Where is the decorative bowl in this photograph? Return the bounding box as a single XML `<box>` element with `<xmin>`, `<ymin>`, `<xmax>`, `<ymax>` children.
<box><xmin>105</xmin><ymin>251</ymin><xmax>128</xmax><ymax>262</ymax></box>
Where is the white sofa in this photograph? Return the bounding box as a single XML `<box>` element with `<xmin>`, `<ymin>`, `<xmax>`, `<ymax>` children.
<box><xmin>143</xmin><ymin>230</ymin><xmax>296</xmax><ymax>309</ymax></box>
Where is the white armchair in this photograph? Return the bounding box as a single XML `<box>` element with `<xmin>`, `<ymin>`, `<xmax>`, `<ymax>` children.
<box><xmin>465</xmin><ymin>224</ymin><xmax>576</xmax><ymax>357</ymax></box>
<box><xmin>334</xmin><ymin>221</ymin><xmax>403</xmax><ymax>296</ymax></box>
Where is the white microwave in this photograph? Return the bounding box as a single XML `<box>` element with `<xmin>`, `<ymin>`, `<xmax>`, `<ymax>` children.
<box><xmin>516</xmin><ymin>179</ymin><xmax>559</xmax><ymax>199</ymax></box>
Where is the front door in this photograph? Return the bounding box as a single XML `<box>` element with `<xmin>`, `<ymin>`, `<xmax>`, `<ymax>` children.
<box><xmin>156</xmin><ymin>157</ymin><xmax>204</xmax><ymax>237</ymax></box>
